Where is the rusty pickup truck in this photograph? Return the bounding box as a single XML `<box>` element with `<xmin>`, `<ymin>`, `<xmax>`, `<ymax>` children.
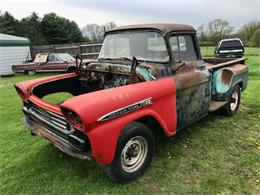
<box><xmin>14</xmin><ymin>23</ymin><xmax>248</xmax><ymax>182</ymax></box>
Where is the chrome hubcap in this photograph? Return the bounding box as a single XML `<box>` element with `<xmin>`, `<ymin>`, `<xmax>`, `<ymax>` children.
<box><xmin>28</xmin><ymin>70</ymin><xmax>35</xmax><ymax>75</ymax></box>
<box><xmin>121</xmin><ymin>136</ymin><xmax>148</xmax><ymax>173</ymax></box>
<box><xmin>230</xmin><ymin>91</ymin><xmax>238</xmax><ymax>111</ymax></box>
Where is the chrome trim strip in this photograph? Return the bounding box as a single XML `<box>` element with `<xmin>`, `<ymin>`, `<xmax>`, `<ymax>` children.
<box><xmin>28</xmin><ymin>108</ymin><xmax>68</xmax><ymax>133</ymax></box>
<box><xmin>51</xmin><ymin>120</ymin><xmax>67</xmax><ymax>130</ymax></box>
<box><xmin>97</xmin><ymin>97</ymin><xmax>152</xmax><ymax>122</ymax></box>
<box><xmin>33</xmin><ymin>106</ymin><xmax>67</xmax><ymax>127</ymax></box>
<box><xmin>46</xmin><ymin>110</ymin><xmax>66</xmax><ymax>120</ymax></box>
<box><xmin>219</xmin><ymin>49</ymin><xmax>243</xmax><ymax>53</ymax></box>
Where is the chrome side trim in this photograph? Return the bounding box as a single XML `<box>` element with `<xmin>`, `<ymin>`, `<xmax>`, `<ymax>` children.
<box><xmin>97</xmin><ymin>97</ymin><xmax>152</xmax><ymax>122</ymax></box>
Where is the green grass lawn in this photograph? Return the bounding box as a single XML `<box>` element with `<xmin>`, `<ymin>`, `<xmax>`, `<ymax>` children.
<box><xmin>0</xmin><ymin>47</ymin><xmax>260</xmax><ymax>194</ymax></box>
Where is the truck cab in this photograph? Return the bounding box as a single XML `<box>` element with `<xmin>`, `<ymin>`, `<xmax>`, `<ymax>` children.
<box><xmin>99</xmin><ymin>24</ymin><xmax>247</xmax><ymax>129</ymax></box>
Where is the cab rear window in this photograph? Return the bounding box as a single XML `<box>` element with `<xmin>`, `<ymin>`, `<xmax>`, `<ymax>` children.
<box><xmin>221</xmin><ymin>40</ymin><xmax>242</xmax><ymax>48</ymax></box>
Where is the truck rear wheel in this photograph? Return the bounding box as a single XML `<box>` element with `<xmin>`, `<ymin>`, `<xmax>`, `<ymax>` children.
<box><xmin>104</xmin><ymin>122</ymin><xmax>155</xmax><ymax>183</ymax></box>
<box><xmin>220</xmin><ymin>85</ymin><xmax>241</xmax><ymax>116</ymax></box>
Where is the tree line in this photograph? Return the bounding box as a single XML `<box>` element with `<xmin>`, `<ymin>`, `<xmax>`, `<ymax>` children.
<box><xmin>0</xmin><ymin>11</ymin><xmax>115</xmax><ymax>45</ymax></box>
<box><xmin>0</xmin><ymin>11</ymin><xmax>259</xmax><ymax>47</ymax></box>
<box><xmin>197</xmin><ymin>19</ymin><xmax>260</xmax><ymax>47</ymax></box>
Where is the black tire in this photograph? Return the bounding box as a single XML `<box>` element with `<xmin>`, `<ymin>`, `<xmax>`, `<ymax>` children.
<box><xmin>27</xmin><ymin>70</ymin><xmax>36</xmax><ymax>75</ymax></box>
<box><xmin>104</xmin><ymin>121</ymin><xmax>155</xmax><ymax>183</ymax></box>
<box><xmin>219</xmin><ymin>85</ymin><xmax>241</xmax><ymax>116</ymax></box>
<box><xmin>67</xmin><ymin>67</ymin><xmax>76</xmax><ymax>73</ymax></box>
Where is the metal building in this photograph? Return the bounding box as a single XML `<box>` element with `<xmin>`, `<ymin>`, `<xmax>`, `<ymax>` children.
<box><xmin>0</xmin><ymin>33</ymin><xmax>31</xmax><ymax>76</ymax></box>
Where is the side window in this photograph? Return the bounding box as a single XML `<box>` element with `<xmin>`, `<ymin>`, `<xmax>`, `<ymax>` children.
<box><xmin>54</xmin><ymin>55</ymin><xmax>63</xmax><ymax>62</ymax></box>
<box><xmin>178</xmin><ymin>36</ymin><xmax>187</xmax><ymax>51</ymax></box>
<box><xmin>169</xmin><ymin>35</ymin><xmax>197</xmax><ymax>61</ymax></box>
<box><xmin>169</xmin><ymin>36</ymin><xmax>178</xmax><ymax>51</ymax></box>
<box><xmin>48</xmin><ymin>54</ymin><xmax>56</xmax><ymax>63</ymax></box>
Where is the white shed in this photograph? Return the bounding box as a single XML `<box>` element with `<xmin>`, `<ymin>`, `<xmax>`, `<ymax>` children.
<box><xmin>0</xmin><ymin>33</ymin><xmax>31</xmax><ymax>76</ymax></box>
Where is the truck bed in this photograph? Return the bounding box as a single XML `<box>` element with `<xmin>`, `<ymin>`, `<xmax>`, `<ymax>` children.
<box><xmin>204</xmin><ymin>57</ymin><xmax>246</xmax><ymax>69</ymax></box>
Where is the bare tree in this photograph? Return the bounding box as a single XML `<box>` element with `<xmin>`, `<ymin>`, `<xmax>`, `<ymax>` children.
<box><xmin>105</xmin><ymin>22</ymin><xmax>116</xmax><ymax>32</ymax></box>
<box><xmin>197</xmin><ymin>24</ymin><xmax>206</xmax><ymax>42</ymax></box>
<box><xmin>82</xmin><ymin>24</ymin><xmax>104</xmax><ymax>43</ymax></box>
<box><xmin>82</xmin><ymin>22</ymin><xmax>116</xmax><ymax>43</ymax></box>
<box><xmin>207</xmin><ymin>19</ymin><xmax>234</xmax><ymax>44</ymax></box>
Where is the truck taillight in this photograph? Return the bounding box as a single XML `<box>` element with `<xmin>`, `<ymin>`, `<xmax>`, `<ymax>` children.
<box><xmin>61</xmin><ymin>108</ymin><xmax>85</xmax><ymax>131</ymax></box>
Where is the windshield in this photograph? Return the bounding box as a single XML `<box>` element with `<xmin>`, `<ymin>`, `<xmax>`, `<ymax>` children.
<box><xmin>98</xmin><ymin>31</ymin><xmax>169</xmax><ymax>62</ymax></box>
<box><xmin>57</xmin><ymin>53</ymin><xmax>75</xmax><ymax>62</ymax></box>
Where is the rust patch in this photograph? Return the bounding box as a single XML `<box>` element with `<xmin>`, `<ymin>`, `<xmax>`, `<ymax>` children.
<box><xmin>30</xmin><ymin>122</ymin><xmax>61</xmax><ymax>143</ymax></box>
<box><xmin>224</xmin><ymin>64</ymin><xmax>249</xmax><ymax>75</ymax></box>
<box><xmin>87</xmin><ymin>63</ymin><xmax>133</xmax><ymax>76</ymax></box>
<box><xmin>175</xmin><ymin>71</ymin><xmax>207</xmax><ymax>90</ymax></box>
<box><xmin>221</xmin><ymin>69</ymin><xmax>233</xmax><ymax>85</ymax></box>
<box><xmin>175</xmin><ymin>62</ymin><xmax>197</xmax><ymax>74</ymax></box>
<box><xmin>127</xmin><ymin>71</ymin><xmax>142</xmax><ymax>84</ymax></box>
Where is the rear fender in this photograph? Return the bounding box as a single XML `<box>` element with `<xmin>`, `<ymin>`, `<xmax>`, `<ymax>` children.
<box><xmin>212</xmin><ymin>64</ymin><xmax>248</xmax><ymax>100</ymax></box>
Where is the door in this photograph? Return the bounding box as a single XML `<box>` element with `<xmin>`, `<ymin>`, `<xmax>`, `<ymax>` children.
<box><xmin>169</xmin><ymin>34</ymin><xmax>211</xmax><ymax>130</ymax></box>
<box><xmin>40</xmin><ymin>54</ymin><xmax>66</xmax><ymax>72</ymax></box>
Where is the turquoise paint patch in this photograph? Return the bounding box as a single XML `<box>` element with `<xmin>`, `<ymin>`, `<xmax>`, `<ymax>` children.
<box><xmin>213</xmin><ymin>70</ymin><xmax>230</xmax><ymax>94</ymax></box>
<box><xmin>136</xmin><ymin>66</ymin><xmax>153</xmax><ymax>81</ymax></box>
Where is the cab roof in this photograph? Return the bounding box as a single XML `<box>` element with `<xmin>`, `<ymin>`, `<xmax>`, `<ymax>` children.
<box><xmin>107</xmin><ymin>23</ymin><xmax>196</xmax><ymax>34</ymax></box>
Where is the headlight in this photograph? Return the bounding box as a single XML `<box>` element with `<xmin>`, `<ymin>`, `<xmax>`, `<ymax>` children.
<box><xmin>61</xmin><ymin>108</ymin><xmax>85</xmax><ymax>131</ymax></box>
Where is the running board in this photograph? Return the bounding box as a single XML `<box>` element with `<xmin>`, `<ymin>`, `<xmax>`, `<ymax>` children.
<box><xmin>209</xmin><ymin>101</ymin><xmax>228</xmax><ymax>112</ymax></box>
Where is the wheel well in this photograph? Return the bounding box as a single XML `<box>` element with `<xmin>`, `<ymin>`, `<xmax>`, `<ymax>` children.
<box><xmin>238</xmin><ymin>81</ymin><xmax>243</xmax><ymax>89</ymax></box>
<box><xmin>67</xmin><ymin>66</ymin><xmax>76</xmax><ymax>72</ymax></box>
<box><xmin>136</xmin><ymin>116</ymin><xmax>166</xmax><ymax>138</ymax></box>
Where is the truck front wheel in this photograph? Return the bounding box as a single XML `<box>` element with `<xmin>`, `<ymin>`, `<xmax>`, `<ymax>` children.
<box><xmin>104</xmin><ymin>122</ymin><xmax>155</xmax><ymax>183</ymax></box>
<box><xmin>220</xmin><ymin>85</ymin><xmax>241</xmax><ymax>116</ymax></box>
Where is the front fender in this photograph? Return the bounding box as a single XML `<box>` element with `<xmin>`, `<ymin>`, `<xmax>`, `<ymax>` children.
<box><xmin>61</xmin><ymin>77</ymin><xmax>177</xmax><ymax>165</ymax></box>
<box><xmin>87</xmin><ymin>95</ymin><xmax>176</xmax><ymax>165</ymax></box>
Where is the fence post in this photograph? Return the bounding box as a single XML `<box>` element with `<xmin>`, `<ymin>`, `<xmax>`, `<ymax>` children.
<box><xmin>78</xmin><ymin>44</ymin><xmax>82</xmax><ymax>58</ymax></box>
<box><xmin>52</xmin><ymin>45</ymin><xmax>56</xmax><ymax>53</ymax></box>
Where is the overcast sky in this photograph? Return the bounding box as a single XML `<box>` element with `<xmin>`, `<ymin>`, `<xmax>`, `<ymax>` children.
<box><xmin>1</xmin><ymin>0</ymin><xmax>259</xmax><ymax>29</ymax></box>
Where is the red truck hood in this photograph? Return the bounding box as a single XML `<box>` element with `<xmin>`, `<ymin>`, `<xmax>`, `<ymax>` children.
<box><xmin>60</xmin><ymin>77</ymin><xmax>175</xmax><ymax>127</ymax></box>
